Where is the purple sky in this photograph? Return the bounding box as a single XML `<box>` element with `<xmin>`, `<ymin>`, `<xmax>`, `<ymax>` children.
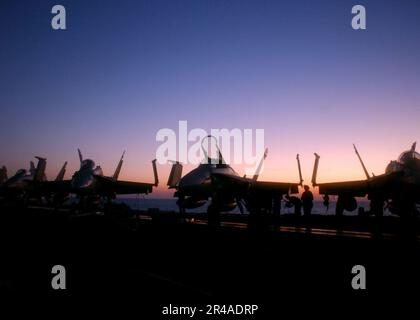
<box><xmin>1</xmin><ymin>0</ymin><xmax>419</xmax><ymax>197</ymax></box>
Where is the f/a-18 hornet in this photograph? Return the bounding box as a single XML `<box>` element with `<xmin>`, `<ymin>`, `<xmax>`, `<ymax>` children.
<box><xmin>312</xmin><ymin>142</ymin><xmax>420</xmax><ymax>217</ymax></box>
<box><xmin>0</xmin><ymin>157</ymin><xmax>67</xmax><ymax>202</ymax></box>
<box><xmin>167</xmin><ymin>136</ymin><xmax>303</xmax><ymax>219</ymax></box>
<box><xmin>41</xmin><ymin>149</ymin><xmax>158</xmax><ymax>205</ymax></box>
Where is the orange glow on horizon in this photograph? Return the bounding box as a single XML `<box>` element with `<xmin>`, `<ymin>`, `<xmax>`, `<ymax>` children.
<box><xmin>6</xmin><ymin>139</ymin><xmax>415</xmax><ymax>201</ymax></box>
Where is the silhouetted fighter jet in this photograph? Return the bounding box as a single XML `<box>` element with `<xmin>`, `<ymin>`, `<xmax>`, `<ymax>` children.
<box><xmin>0</xmin><ymin>157</ymin><xmax>66</xmax><ymax>201</ymax></box>
<box><xmin>41</xmin><ymin>149</ymin><xmax>158</xmax><ymax>203</ymax></box>
<box><xmin>312</xmin><ymin>143</ymin><xmax>420</xmax><ymax>217</ymax></box>
<box><xmin>167</xmin><ymin>136</ymin><xmax>302</xmax><ymax>218</ymax></box>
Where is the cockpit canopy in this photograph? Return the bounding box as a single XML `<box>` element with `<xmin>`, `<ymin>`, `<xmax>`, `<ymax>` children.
<box><xmin>81</xmin><ymin>159</ymin><xmax>95</xmax><ymax>169</ymax></box>
<box><xmin>15</xmin><ymin>169</ymin><xmax>27</xmax><ymax>176</ymax></box>
<box><xmin>397</xmin><ymin>151</ymin><xmax>420</xmax><ymax>164</ymax></box>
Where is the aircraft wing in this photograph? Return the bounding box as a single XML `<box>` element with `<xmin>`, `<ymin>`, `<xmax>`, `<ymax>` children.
<box><xmin>211</xmin><ymin>173</ymin><xmax>299</xmax><ymax>196</ymax></box>
<box><xmin>315</xmin><ymin>172</ymin><xmax>405</xmax><ymax>197</ymax></box>
<box><xmin>315</xmin><ymin>180</ymin><xmax>368</xmax><ymax>197</ymax></box>
<box><xmin>95</xmin><ymin>175</ymin><xmax>154</xmax><ymax>195</ymax></box>
<box><xmin>311</xmin><ymin>152</ymin><xmax>405</xmax><ymax>197</ymax></box>
<box><xmin>38</xmin><ymin>180</ymin><xmax>73</xmax><ymax>193</ymax></box>
<box><xmin>249</xmin><ymin>180</ymin><xmax>300</xmax><ymax>195</ymax></box>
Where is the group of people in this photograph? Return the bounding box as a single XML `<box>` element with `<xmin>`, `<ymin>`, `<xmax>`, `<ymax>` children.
<box><xmin>284</xmin><ymin>185</ymin><xmax>314</xmax><ymax>216</ymax></box>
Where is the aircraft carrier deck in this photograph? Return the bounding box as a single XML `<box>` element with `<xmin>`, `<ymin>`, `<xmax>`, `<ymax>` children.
<box><xmin>1</xmin><ymin>205</ymin><xmax>419</xmax><ymax>315</ymax></box>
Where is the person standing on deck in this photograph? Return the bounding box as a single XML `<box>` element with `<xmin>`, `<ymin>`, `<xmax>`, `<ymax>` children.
<box><xmin>301</xmin><ymin>185</ymin><xmax>314</xmax><ymax>216</ymax></box>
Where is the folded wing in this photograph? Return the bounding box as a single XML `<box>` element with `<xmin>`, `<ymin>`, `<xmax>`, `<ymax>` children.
<box><xmin>94</xmin><ymin>175</ymin><xmax>154</xmax><ymax>195</ymax></box>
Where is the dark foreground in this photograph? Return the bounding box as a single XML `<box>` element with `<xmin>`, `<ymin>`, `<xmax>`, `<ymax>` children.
<box><xmin>1</xmin><ymin>206</ymin><xmax>419</xmax><ymax>317</ymax></box>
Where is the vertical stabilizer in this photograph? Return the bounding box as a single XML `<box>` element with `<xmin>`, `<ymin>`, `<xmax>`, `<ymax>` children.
<box><xmin>152</xmin><ymin>159</ymin><xmax>159</xmax><ymax>186</ymax></box>
<box><xmin>410</xmin><ymin>142</ymin><xmax>417</xmax><ymax>154</ymax></box>
<box><xmin>29</xmin><ymin>161</ymin><xmax>36</xmax><ymax>175</ymax></box>
<box><xmin>78</xmin><ymin>148</ymin><xmax>83</xmax><ymax>164</ymax></box>
<box><xmin>296</xmin><ymin>154</ymin><xmax>303</xmax><ymax>186</ymax></box>
<box><xmin>33</xmin><ymin>157</ymin><xmax>47</xmax><ymax>182</ymax></box>
<box><xmin>312</xmin><ymin>153</ymin><xmax>320</xmax><ymax>186</ymax></box>
<box><xmin>167</xmin><ymin>162</ymin><xmax>183</xmax><ymax>188</ymax></box>
<box><xmin>112</xmin><ymin>151</ymin><xmax>125</xmax><ymax>180</ymax></box>
<box><xmin>353</xmin><ymin>144</ymin><xmax>370</xmax><ymax>179</ymax></box>
<box><xmin>55</xmin><ymin>161</ymin><xmax>67</xmax><ymax>181</ymax></box>
<box><xmin>252</xmin><ymin>148</ymin><xmax>268</xmax><ymax>181</ymax></box>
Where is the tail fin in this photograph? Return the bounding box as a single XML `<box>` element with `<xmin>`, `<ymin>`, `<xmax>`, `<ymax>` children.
<box><xmin>33</xmin><ymin>157</ymin><xmax>47</xmax><ymax>182</ymax></box>
<box><xmin>296</xmin><ymin>154</ymin><xmax>303</xmax><ymax>186</ymax></box>
<box><xmin>29</xmin><ymin>161</ymin><xmax>36</xmax><ymax>175</ymax></box>
<box><xmin>311</xmin><ymin>153</ymin><xmax>320</xmax><ymax>186</ymax></box>
<box><xmin>78</xmin><ymin>148</ymin><xmax>83</xmax><ymax>164</ymax></box>
<box><xmin>167</xmin><ymin>161</ymin><xmax>183</xmax><ymax>188</ymax></box>
<box><xmin>0</xmin><ymin>166</ymin><xmax>7</xmax><ymax>184</ymax></box>
<box><xmin>353</xmin><ymin>144</ymin><xmax>370</xmax><ymax>179</ymax></box>
<box><xmin>252</xmin><ymin>148</ymin><xmax>268</xmax><ymax>181</ymax></box>
<box><xmin>55</xmin><ymin>161</ymin><xmax>67</xmax><ymax>181</ymax></box>
<box><xmin>152</xmin><ymin>159</ymin><xmax>159</xmax><ymax>186</ymax></box>
<box><xmin>112</xmin><ymin>151</ymin><xmax>125</xmax><ymax>180</ymax></box>
<box><xmin>410</xmin><ymin>142</ymin><xmax>417</xmax><ymax>160</ymax></box>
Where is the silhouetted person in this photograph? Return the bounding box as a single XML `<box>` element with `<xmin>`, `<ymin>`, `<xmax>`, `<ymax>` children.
<box><xmin>301</xmin><ymin>185</ymin><xmax>314</xmax><ymax>216</ymax></box>
<box><xmin>323</xmin><ymin>194</ymin><xmax>330</xmax><ymax>213</ymax></box>
<box><xmin>284</xmin><ymin>194</ymin><xmax>302</xmax><ymax>216</ymax></box>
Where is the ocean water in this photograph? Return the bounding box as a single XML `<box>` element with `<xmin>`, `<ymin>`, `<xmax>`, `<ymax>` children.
<box><xmin>115</xmin><ymin>197</ymin><xmax>376</xmax><ymax>216</ymax></box>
